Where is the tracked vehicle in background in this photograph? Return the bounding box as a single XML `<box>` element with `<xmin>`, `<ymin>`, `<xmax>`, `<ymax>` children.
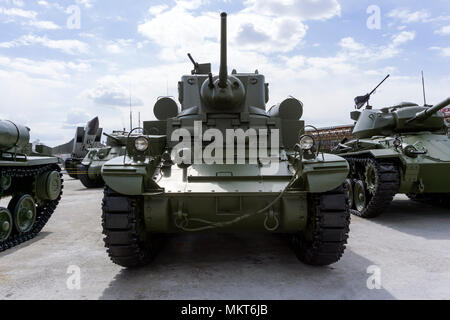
<box><xmin>334</xmin><ymin>75</ymin><xmax>450</xmax><ymax>218</ymax></box>
<box><xmin>64</xmin><ymin>117</ymin><xmax>103</xmax><ymax>179</ymax></box>
<box><xmin>101</xmin><ymin>13</ymin><xmax>351</xmax><ymax>268</ymax></box>
<box><xmin>0</xmin><ymin>120</ymin><xmax>63</xmax><ymax>252</ymax></box>
<box><xmin>77</xmin><ymin>131</ymin><xmax>130</xmax><ymax>188</ymax></box>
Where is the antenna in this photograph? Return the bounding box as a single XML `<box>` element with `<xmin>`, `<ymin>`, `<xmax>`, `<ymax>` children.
<box><xmin>421</xmin><ymin>71</ymin><xmax>427</xmax><ymax>106</ymax></box>
<box><xmin>129</xmin><ymin>87</ymin><xmax>133</xmax><ymax>131</ymax></box>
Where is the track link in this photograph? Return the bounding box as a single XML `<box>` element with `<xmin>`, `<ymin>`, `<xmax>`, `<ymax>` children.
<box><xmin>102</xmin><ymin>187</ymin><xmax>161</xmax><ymax>268</ymax></box>
<box><xmin>346</xmin><ymin>157</ymin><xmax>400</xmax><ymax>218</ymax></box>
<box><xmin>0</xmin><ymin>164</ymin><xmax>63</xmax><ymax>253</ymax></box>
<box><xmin>293</xmin><ymin>185</ymin><xmax>351</xmax><ymax>266</ymax></box>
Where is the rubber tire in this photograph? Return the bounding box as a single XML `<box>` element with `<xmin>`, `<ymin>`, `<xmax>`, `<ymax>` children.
<box><xmin>77</xmin><ymin>164</ymin><xmax>105</xmax><ymax>189</ymax></box>
<box><xmin>293</xmin><ymin>185</ymin><xmax>351</xmax><ymax>266</ymax></box>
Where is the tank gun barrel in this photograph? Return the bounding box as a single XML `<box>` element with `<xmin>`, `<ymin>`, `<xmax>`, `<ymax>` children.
<box><xmin>103</xmin><ymin>132</ymin><xmax>122</xmax><ymax>144</ymax></box>
<box><xmin>408</xmin><ymin>97</ymin><xmax>450</xmax><ymax>123</ymax></box>
<box><xmin>218</xmin><ymin>12</ymin><xmax>228</xmax><ymax>89</ymax></box>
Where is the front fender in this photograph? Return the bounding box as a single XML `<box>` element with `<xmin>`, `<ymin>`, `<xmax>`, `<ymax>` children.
<box><xmin>101</xmin><ymin>156</ymin><xmax>149</xmax><ymax>195</ymax></box>
<box><xmin>301</xmin><ymin>153</ymin><xmax>349</xmax><ymax>192</ymax></box>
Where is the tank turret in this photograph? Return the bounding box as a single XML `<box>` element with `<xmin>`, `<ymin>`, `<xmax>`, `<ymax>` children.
<box><xmin>0</xmin><ymin>120</ymin><xmax>30</xmax><ymax>152</ymax></box>
<box><xmin>351</xmin><ymin>76</ymin><xmax>449</xmax><ymax>139</ymax></box>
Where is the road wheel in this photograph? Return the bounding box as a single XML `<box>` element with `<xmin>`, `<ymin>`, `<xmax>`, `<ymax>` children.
<box><xmin>344</xmin><ymin>179</ymin><xmax>354</xmax><ymax>208</ymax></box>
<box><xmin>102</xmin><ymin>188</ymin><xmax>162</xmax><ymax>268</ymax></box>
<box><xmin>9</xmin><ymin>195</ymin><xmax>36</xmax><ymax>234</ymax></box>
<box><xmin>353</xmin><ymin>180</ymin><xmax>367</xmax><ymax>213</ymax></box>
<box><xmin>292</xmin><ymin>185</ymin><xmax>350</xmax><ymax>266</ymax></box>
<box><xmin>0</xmin><ymin>208</ymin><xmax>13</xmax><ymax>242</ymax></box>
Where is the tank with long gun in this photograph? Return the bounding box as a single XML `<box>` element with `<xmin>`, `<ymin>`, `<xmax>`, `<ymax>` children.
<box><xmin>350</xmin><ymin>75</ymin><xmax>450</xmax><ymax>139</ymax></box>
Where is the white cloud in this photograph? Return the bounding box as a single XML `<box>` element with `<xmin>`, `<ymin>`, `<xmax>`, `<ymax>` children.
<box><xmin>25</xmin><ymin>20</ymin><xmax>60</xmax><ymax>30</ymax></box>
<box><xmin>105</xmin><ymin>39</ymin><xmax>134</xmax><ymax>54</ymax></box>
<box><xmin>0</xmin><ymin>6</ymin><xmax>37</xmax><ymax>18</ymax></box>
<box><xmin>75</xmin><ymin>0</ymin><xmax>93</xmax><ymax>9</ymax></box>
<box><xmin>435</xmin><ymin>25</ymin><xmax>450</xmax><ymax>36</ymax></box>
<box><xmin>244</xmin><ymin>0</ymin><xmax>341</xmax><ymax>20</ymax></box>
<box><xmin>430</xmin><ymin>46</ymin><xmax>450</xmax><ymax>57</ymax></box>
<box><xmin>148</xmin><ymin>4</ymin><xmax>169</xmax><ymax>15</ymax></box>
<box><xmin>392</xmin><ymin>31</ymin><xmax>416</xmax><ymax>46</ymax></box>
<box><xmin>86</xmin><ymin>78</ymin><xmax>144</xmax><ymax>107</ymax></box>
<box><xmin>0</xmin><ymin>35</ymin><xmax>89</xmax><ymax>54</ymax></box>
<box><xmin>0</xmin><ymin>54</ymin><xmax>91</xmax><ymax>80</ymax></box>
<box><xmin>388</xmin><ymin>9</ymin><xmax>430</xmax><ymax>23</ymax></box>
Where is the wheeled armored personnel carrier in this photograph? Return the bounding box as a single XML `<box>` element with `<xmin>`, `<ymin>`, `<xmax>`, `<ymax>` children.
<box><xmin>0</xmin><ymin>120</ymin><xmax>63</xmax><ymax>252</ymax></box>
<box><xmin>334</xmin><ymin>75</ymin><xmax>450</xmax><ymax>218</ymax></box>
<box><xmin>77</xmin><ymin>131</ymin><xmax>129</xmax><ymax>188</ymax></box>
<box><xmin>100</xmin><ymin>13</ymin><xmax>350</xmax><ymax>268</ymax></box>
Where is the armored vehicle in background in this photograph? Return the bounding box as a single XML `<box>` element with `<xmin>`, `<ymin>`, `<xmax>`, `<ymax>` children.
<box><xmin>64</xmin><ymin>117</ymin><xmax>103</xmax><ymax>179</ymax></box>
<box><xmin>0</xmin><ymin>120</ymin><xmax>63</xmax><ymax>252</ymax></box>
<box><xmin>100</xmin><ymin>13</ymin><xmax>350</xmax><ymax>268</ymax></box>
<box><xmin>334</xmin><ymin>75</ymin><xmax>450</xmax><ymax>218</ymax></box>
<box><xmin>77</xmin><ymin>131</ymin><xmax>129</xmax><ymax>188</ymax></box>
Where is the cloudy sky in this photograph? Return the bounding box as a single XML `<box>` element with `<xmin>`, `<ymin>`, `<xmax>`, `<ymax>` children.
<box><xmin>0</xmin><ymin>0</ymin><xmax>449</xmax><ymax>146</ymax></box>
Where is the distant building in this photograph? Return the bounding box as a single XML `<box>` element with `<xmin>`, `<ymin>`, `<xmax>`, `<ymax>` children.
<box><xmin>306</xmin><ymin>125</ymin><xmax>354</xmax><ymax>152</ymax></box>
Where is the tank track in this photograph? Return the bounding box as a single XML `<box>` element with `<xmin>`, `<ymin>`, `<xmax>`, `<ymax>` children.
<box><xmin>0</xmin><ymin>164</ymin><xmax>63</xmax><ymax>253</ymax></box>
<box><xmin>102</xmin><ymin>187</ymin><xmax>162</xmax><ymax>268</ymax></box>
<box><xmin>65</xmin><ymin>158</ymin><xmax>80</xmax><ymax>179</ymax></box>
<box><xmin>345</xmin><ymin>156</ymin><xmax>400</xmax><ymax>218</ymax></box>
<box><xmin>293</xmin><ymin>185</ymin><xmax>351</xmax><ymax>266</ymax></box>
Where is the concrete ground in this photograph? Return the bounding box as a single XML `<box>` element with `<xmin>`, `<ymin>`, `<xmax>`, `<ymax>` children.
<box><xmin>0</xmin><ymin>176</ymin><xmax>449</xmax><ymax>300</ymax></box>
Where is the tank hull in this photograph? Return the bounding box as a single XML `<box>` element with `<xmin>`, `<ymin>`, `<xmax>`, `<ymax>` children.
<box><xmin>102</xmin><ymin>154</ymin><xmax>349</xmax><ymax>233</ymax></box>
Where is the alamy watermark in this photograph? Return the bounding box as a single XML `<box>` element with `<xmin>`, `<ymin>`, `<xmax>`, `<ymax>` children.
<box><xmin>66</xmin><ymin>4</ymin><xmax>81</xmax><ymax>30</ymax></box>
<box><xmin>170</xmin><ymin>121</ymin><xmax>281</xmax><ymax>166</ymax></box>
<box><xmin>66</xmin><ymin>265</ymin><xmax>81</xmax><ymax>290</ymax></box>
<box><xmin>367</xmin><ymin>5</ymin><xmax>381</xmax><ymax>30</ymax></box>
<box><xmin>366</xmin><ymin>265</ymin><xmax>382</xmax><ymax>290</ymax></box>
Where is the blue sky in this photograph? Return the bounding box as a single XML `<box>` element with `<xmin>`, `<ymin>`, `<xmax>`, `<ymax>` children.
<box><xmin>0</xmin><ymin>0</ymin><xmax>449</xmax><ymax>146</ymax></box>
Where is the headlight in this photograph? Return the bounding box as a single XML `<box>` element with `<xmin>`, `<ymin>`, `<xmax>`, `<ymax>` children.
<box><xmin>134</xmin><ymin>137</ymin><xmax>149</xmax><ymax>152</ymax></box>
<box><xmin>299</xmin><ymin>135</ymin><xmax>315</xmax><ymax>150</ymax></box>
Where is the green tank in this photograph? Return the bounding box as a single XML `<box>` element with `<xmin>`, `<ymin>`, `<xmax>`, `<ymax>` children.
<box><xmin>334</xmin><ymin>75</ymin><xmax>450</xmax><ymax>218</ymax></box>
<box><xmin>77</xmin><ymin>131</ymin><xmax>129</xmax><ymax>189</ymax></box>
<box><xmin>0</xmin><ymin>120</ymin><xmax>63</xmax><ymax>252</ymax></box>
<box><xmin>100</xmin><ymin>13</ymin><xmax>350</xmax><ymax>268</ymax></box>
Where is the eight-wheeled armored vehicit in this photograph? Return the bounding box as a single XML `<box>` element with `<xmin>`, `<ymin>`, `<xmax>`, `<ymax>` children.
<box><xmin>0</xmin><ymin>120</ymin><xmax>63</xmax><ymax>252</ymax></box>
<box><xmin>334</xmin><ymin>75</ymin><xmax>450</xmax><ymax>218</ymax></box>
<box><xmin>100</xmin><ymin>13</ymin><xmax>350</xmax><ymax>268</ymax></box>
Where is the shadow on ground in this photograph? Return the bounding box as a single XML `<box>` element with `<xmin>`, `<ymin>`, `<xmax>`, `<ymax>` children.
<box><xmin>0</xmin><ymin>232</ymin><xmax>52</xmax><ymax>258</ymax></box>
<box><xmin>101</xmin><ymin>233</ymin><xmax>394</xmax><ymax>300</ymax></box>
<box><xmin>370</xmin><ymin>197</ymin><xmax>450</xmax><ymax>240</ymax></box>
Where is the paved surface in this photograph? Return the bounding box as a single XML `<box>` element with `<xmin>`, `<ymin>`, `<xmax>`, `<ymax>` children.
<box><xmin>0</xmin><ymin>176</ymin><xmax>449</xmax><ymax>300</ymax></box>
